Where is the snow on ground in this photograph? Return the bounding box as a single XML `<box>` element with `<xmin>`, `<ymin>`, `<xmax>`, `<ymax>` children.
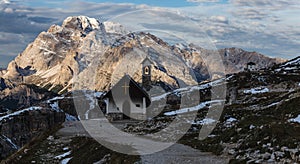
<box><xmin>65</xmin><ymin>113</ymin><xmax>78</xmax><ymax>122</ymax></box>
<box><xmin>50</xmin><ymin>102</ymin><xmax>62</xmax><ymax>112</ymax></box>
<box><xmin>226</xmin><ymin>117</ymin><xmax>237</xmax><ymax>123</ymax></box>
<box><xmin>282</xmin><ymin>57</ymin><xmax>300</xmax><ymax>67</ymax></box>
<box><xmin>249</xmin><ymin>125</ymin><xmax>256</xmax><ymax>130</ymax></box>
<box><xmin>61</xmin><ymin>157</ymin><xmax>72</xmax><ymax>164</ymax></box>
<box><xmin>94</xmin><ymin>92</ymin><xmax>104</xmax><ymax>98</ymax></box>
<box><xmin>46</xmin><ymin>96</ymin><xmax>79</xmax><ymax>122</ymax></box>
<box><xmin>152</xmin><ymin>76</ymin><xmax>228</xmax><ymax>102</ymax></box>
<box><xmin>54</xmin><ymin>151</ymin><xmax>71</xmax><ymax>160</ymax></box>
<box><xmin>191</xmin><ymin>118</ymin><xmax>216</xmax><ymax>125</ymax></box>
<box><xmin>243</xmin><ymin>87</ymin><xmax>269</xmax><ymax>94</ymax></box>
<box><xmin>47</xmin><ymin>97</ymin><xmax>65</xmax><ymax>112</ymax></box>
<box><xmin>224</xmin><ymin>117</ymin><xmax>238</xmax><ymax>128</ymax></box>
<box><xmin>1</xmin><ymin>135</ymin><xmax>18</xmax><ymax>149</ymax></box>
<box><xmin>47</xmin><ymin>96</ymin><xmax>65</xmax><ymax>103</ymax></box>
<box><xmin>0</xmin><ymin>107</ymin><xmax>42</xmax><ymax>122</ymax></box>
<box><xmin>164</xmin><ymin>100</ymin><xmax>224</xmax><ymax>116</ymax></box>
<box><xmin>267</xmin><ymin>102</ymin><xmax>280</xmax><ymax>108</ymax></box>
<box><xmin>289</xmin><ymin>115</ymin><xmax>300</xmax><ymax>123</ymax></box>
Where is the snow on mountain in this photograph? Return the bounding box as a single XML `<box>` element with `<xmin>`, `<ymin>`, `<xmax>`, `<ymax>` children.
<box><xmin>2</xmin><ymin>16</ymin><xmax>285</xmax><ymax>94</ymax></box>
<box><xmin>62</xmin><ymin>16</ymin><xmax>100</xmax><ymax>32</ymax></box>
<box><xmin>0</xmin><ymin>106</ymin><xmax>42</xmax><ymax>122</ymax></box>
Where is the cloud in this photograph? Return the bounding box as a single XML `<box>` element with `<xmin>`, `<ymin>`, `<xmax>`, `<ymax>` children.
<box><xmin>0</xmin><ymin>0</ymin><xmax>299</xmax><ymax>68</ymax></box>
<box><xmin>0</xmin><ymin>0</ymin><xmax>10</xmax><ymax>5</ymax></box>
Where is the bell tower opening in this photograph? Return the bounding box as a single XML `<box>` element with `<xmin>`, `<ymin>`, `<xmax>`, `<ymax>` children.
<box><xmin>141</xmin><ymin>57</ymin><xmax>153</xmax><ymax>91</ymax></box>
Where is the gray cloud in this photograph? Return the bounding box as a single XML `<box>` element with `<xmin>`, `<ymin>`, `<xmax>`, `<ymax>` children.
<box><xmin>0</xmin><ymin>0</ymin><xmax>299</xmax><ymax>68</ymax></box>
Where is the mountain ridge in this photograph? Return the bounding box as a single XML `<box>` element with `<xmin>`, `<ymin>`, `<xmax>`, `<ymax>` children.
<box><xmin>0</xmin><ymin>15</ymin><xmax>286</xmax><ymax>94</ymax></box>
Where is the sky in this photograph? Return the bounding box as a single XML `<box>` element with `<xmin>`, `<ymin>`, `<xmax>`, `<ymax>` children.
<box><xmin>0</xmin><ymin>0</ymin><xmax>299</xmax><ymax>67</ymax></box>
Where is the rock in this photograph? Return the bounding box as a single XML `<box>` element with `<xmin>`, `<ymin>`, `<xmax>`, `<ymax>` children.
<box><xmin>0</xmin><ymin>84</ymin><xmax>57</xmax><ymax>110</ymax></box>
<box><xmin>262</xmin><ymin>152</ymin><xmax>271</xmax><ymax>160</ymax></box>
<box><xmin>228</xmin><ymin>149</ymin><xmax>236</xmax><ymax>155</ymax></box>
<box><xmin>0</xmin><ymin>107</ymin><xmax>65</xmax><ymax>159</ymax></box>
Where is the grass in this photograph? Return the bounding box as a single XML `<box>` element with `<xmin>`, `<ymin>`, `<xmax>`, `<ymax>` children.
<box><xmin>69</xmin><ymin>136</ymin><xmax>140</xmax><ymax>164</ymax></box>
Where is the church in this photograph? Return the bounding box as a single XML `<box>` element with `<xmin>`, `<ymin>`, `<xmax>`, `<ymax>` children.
<box><xmin>102</xmin><ymin>57</ymin><xmax>153</xmax><ymax>120</ymax></box>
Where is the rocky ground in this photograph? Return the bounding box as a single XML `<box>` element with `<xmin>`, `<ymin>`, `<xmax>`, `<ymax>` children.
<box><xmin>123</xmin><ymin>60</ymin><xmax>300</xmax><ymax>163</ymax></box>
<box><xmin>3</xmin><ymin>120</ymin><xmax>228</xmax><ymax>164</ymax></box>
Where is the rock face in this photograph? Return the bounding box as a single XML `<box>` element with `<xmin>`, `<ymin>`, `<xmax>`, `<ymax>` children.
<box><xmin>0</xmin><ymin>107</ymin><xmax>65</xmax><ymax>159</ymax></box>
<box><xmin>0</xmin><ymin>84</ymin><xmax>57</xmax><ymax>110</ymax></box>
<box><xmin>0</xmin><ymin>69</ymin><xmax>7</xmax><ymax>77</ymax></box>
<box><xmin>2</xmin><ymin>16</ymin><xmax>285</xmax><ymax>93</ymax></box>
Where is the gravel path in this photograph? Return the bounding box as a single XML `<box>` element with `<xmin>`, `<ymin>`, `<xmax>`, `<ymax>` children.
<box><xmin>57</xmin><ymin>120</ymin><xmax>229</xmax><ymax>164</ymax></box>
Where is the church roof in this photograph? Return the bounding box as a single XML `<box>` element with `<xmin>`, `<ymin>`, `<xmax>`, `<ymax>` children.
<box><xmin>247</xmin><ymin>62</ymin><xmax>256</xmax><ymax>65</ymax></box>
<box><xmin>103</xmin><ymin>74</ymin><xmax>151</xmax><ymax>107</ymax></box>
<box><xmin>141</xmin><ymin>56</ymin><xmax>154</xmax><ymax>65</ymax></box>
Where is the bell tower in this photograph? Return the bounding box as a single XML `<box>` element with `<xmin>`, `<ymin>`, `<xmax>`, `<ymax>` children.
<box><xmin>141</xmin><ymin>57</ymin><xmax>153</xmax><ymax>91</ymax></box>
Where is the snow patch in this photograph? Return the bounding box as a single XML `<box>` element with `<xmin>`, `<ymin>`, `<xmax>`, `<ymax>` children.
<box><xmin>289</xmin><ymin>115</ymin><xmax>300</xmax><ymax>124</ymax></box>
<box><xmin>61</xmin><ymin>157</ymin><xmax>72</xmax><ymax>164</ymax></box>
<box><xmin>47</xmin><ymin>96</ymin><xmax>64</xmax><ymax>103</ymax></box>
<box><xmin>192</xmin><ymin>118</ymin><xmax>216</xmax><ymax>125</ymax></box>
<box><xmin>243</xmin><ymin>87</ymin><xmax>269</xmax><ymax>94</ymax></box>
<box><xmin>94</xmin><ymin>92</ymin><xmax>104</xmax><ymax>98</ymax></box>
<box><xmin>1</xmin><ymin>135</ymin><xmax>18</xmax><ymax>149</ymax></box>
<box><xmin>226</xmin><ymin>117</ymin><xmax>237</xmax><ymax>123</ymax></box>
<box><xmin>282</xmin><ymin>57</ymin><xmax>300</xmax><ymax>66</ymax></box>
<box><xmin>65</xmin><ymin>113</ymin><xmax>77</xmax><ymax>122</ymax></box>
<box><xmin>249</xmin><ymin>125</ymin><xmax>256</xmax><ymax>130</ymax></box>
<box><xmin>267</xmin><ymin>102</ymin><xmax>280</xmax><ymax>108</ymax></box>
<box><xmin>164</xmin><ymin>100</ymin><xmax>224</xmax><ymax>116</ymax></box>
<box><xmin>54</xmin><ymin>151</ymin><xmax>71</xmax><ymax>160</ymax></box>
<box><xmin>224</xmin><ymin>117</ymin><xmax>237</xmax><ymax>128</ymax></box>
<box><xmin>0</xmin><ymin>107</ymin><xmax>42</xmax><ymax>122</ymax></box>
<box><xmin>152</xmin><ymin>77</ymin><xmax>227</xmax><ymax>102</ymax></box>
<box><xmin>50</xmin><ymin>101</ymin><xmax>61</xmax><ymax>112</ymax></box>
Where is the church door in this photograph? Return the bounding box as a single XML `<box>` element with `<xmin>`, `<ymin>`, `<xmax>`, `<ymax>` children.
<box><xmin>122</xmin><ymin>101</ymin><xmax>131</xmax><ymax>119</ymax></box>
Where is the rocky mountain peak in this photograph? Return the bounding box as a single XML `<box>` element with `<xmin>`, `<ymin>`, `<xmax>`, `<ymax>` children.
<box><xmin>62</xmin><ymin>16</ymin><xmax>101</xmax><ymax>33</ymax></box>
<box><xmin>1</xmin><ymin>16</ymin><xmax>286</xmax><ymax>94</ymax></box>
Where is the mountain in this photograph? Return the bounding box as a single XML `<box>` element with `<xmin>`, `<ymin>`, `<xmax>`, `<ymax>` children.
<box><xmin>1</xmin><ymin>55</ymin><xmax>299</xmax><ymax>163</ymax></box>
<box><xmin>0</xmin><ymin>15</ymin><xmax>295</xmax><ymax>162</ymax></box>
<box><xmin>1</xmin><ymin>16</ymin><xmax>284</xmax><ymax>94</ymax></box>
